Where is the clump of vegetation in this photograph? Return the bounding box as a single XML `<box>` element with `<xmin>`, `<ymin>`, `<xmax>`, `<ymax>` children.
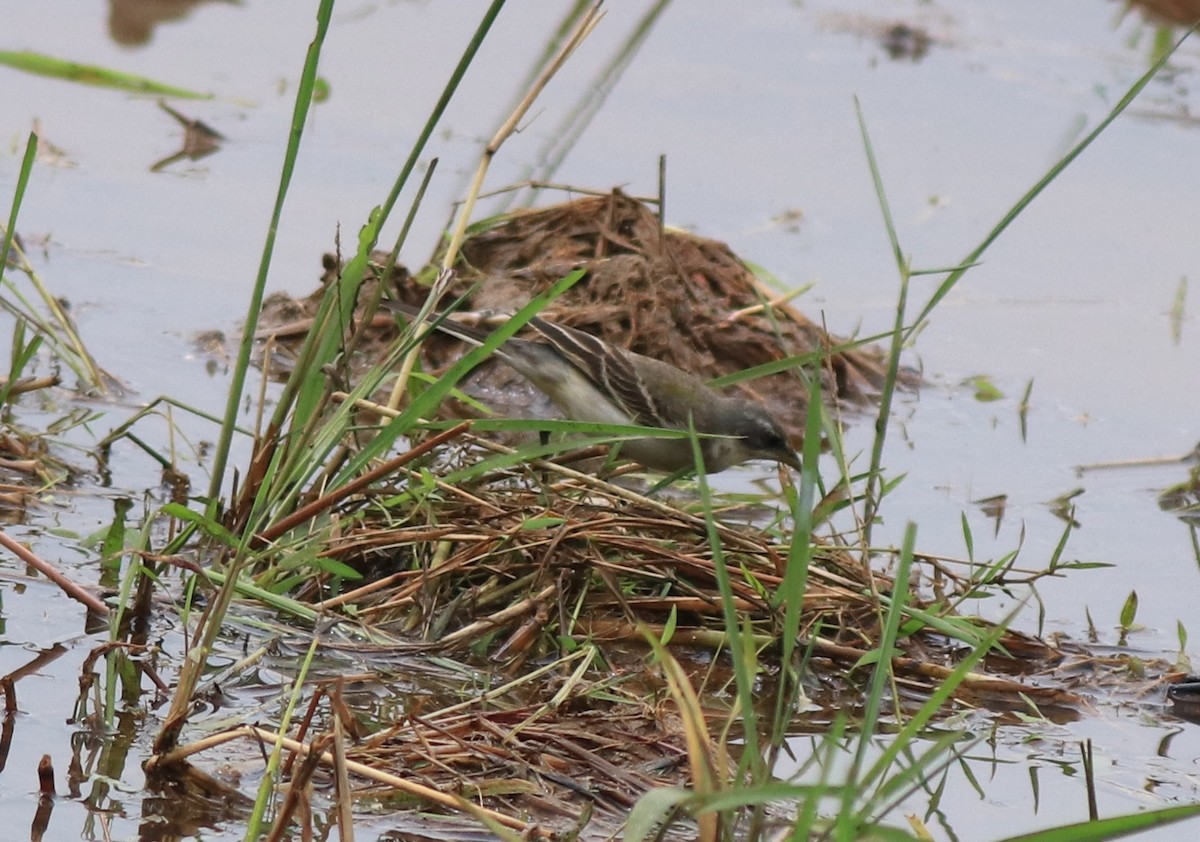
<box><xmin>1</xmin><ymin>134</ymin><xmax>112</xmax><ymax>518</ymax></box>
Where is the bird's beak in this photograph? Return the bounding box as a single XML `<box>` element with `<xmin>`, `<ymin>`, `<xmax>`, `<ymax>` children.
<box><xmin>779</xmin><ymin>450</ymin><xmax>803</xmax><ymax>472</ymax></box>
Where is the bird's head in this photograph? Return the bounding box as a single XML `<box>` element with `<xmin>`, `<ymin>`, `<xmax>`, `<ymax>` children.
<box><xmin>703</xmin><ymin>399</ymin><xmax>802</xmax><ymax>472</ymax></box>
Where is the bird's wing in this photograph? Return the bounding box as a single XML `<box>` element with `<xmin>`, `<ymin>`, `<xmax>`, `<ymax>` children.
<box><xmin>529</xmin><ymin>317</ymin><xmax>671</xmax><ymax>428</ymax></box>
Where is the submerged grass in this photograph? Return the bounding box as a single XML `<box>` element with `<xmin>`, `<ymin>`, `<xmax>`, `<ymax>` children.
<box><xmin>2</xmin><ymin>132</ymin><xmax>109</xmax><ymax>393</ymax></box>
<box><xmin>1</xmin><ymin>129</ymin><xmax>112</xmax><ymax>517</ymax></box>
<box><xmin>48</xmin><ymin>5</ymin><xmax>1198</xmax><ymax>841</ymax></box>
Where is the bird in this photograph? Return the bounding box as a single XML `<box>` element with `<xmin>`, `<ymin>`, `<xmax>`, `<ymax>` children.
<box><xmin>383</xmin><ymin>299</ymin><xmax>802</xmax><ymax>475</ymax></box>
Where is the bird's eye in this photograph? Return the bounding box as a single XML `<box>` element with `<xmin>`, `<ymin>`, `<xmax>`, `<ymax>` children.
<box><xmin>761</xmin><ymin>431</ymin><xmax>788</xmax><ymax>451</ymax></box>
<box><xmin>745</xmin><ymin>420</ymin><xmax>789</xmax><ymax>452</ymax></box>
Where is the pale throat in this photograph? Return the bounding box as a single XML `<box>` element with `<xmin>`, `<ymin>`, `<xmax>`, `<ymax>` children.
<box><xmin>699</xmin><ymin>436</ymin><xmax>744</xmax><ymax>473</ymax></box>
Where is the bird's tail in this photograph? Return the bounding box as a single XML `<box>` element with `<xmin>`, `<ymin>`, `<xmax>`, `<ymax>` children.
<box><xmin>381</xmin><ymin>299</ymin><xmax>493</xmax><ymax>347</ymax></box>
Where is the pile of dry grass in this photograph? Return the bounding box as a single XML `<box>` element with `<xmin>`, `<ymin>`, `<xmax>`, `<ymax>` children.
<box><xmin>150</xmin><ymin>431</ymin><xmax>1092</xmax><ymax>836</ymax></box>
<box><xmin>191</xmin><ymin>191</ymin><xmax>1110</xmax><ymax>834</ymax></box>
<box><xmin>261</xmin><ymin>189</ymin><xmax>896</xmax><ymax>438</ymax></box>
<box><xmin>298</xmin><ymin>429</ymin><xmax>1077</xmax><ymax>703</ymax></box>
<box><xmin>0</xmin><ymin>374</ymin><xmax>68</xmax><ymax>516</ymax></box>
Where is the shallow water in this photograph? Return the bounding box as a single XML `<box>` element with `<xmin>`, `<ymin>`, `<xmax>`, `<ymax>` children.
<box><xmin>2</xmin><ymin>0</ymin><xmax>1199</xmax><ymax>838</ymax></box>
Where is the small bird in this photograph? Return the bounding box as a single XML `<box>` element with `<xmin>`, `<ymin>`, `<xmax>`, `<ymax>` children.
<box><xmin>384</xmin><ymin>300</ymin><xmax>802</xmax><ymax>474</ymax></box>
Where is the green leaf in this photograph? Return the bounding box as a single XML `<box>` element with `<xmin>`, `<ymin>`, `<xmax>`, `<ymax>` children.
<box><xmin>161</xmin><ymin>502</ymin><xmax>239</xmax><ymax>546</ymax></box>
<box><xmin>964</xmin><ymin>374</ymin><xmax>1004</xmax><ymax>402</ymax></box>
<box><xmin>99</xmin><ymin>497</ymin><xmax>134</xmax><ymax>587</ymax></box>
<box><xmin>1119</xmin><ymin>590</ymin><xmax>1139</xmax><ymax>629</ymax></box>
<box><xmin>661</xmin><ymin>605</ymin><xmax>677</xmax><ymax>647</ymax></box>
<box><xmin>961</xmin><ymin>511</ymin><xmax>974</xmax><ymax>561</ymax></box>
<box><xmin>100</xmin><ymin>497</ymin><xmax>133</xmax><ymax>559</ymax></box>
<box><xmin>311</xmin><ymin>77</ymin><xmax>331</xmax><ymax>103</ymax></box>
<box><xmin>0</xmin><ymin>50</ymin><xmax>212</xmax><ymax>98</ymax></box>
<box><xmin>852</xmin><ymin>646</ymin><xmax>903</xmax><ymax>671</ymax></box>
<box><xmin>520</xmin><ymin>516</ymin><xmax>567</xmax><ymax>531</ymax></box>
<box><xmin>996</xmin><ymin>802</ymin><xmax>1200</xmax><ymax>841</ymax></box>
<box><xmin>311</xmin><ymin>556</ymin><xmax>362</xmax><ymax>580</ymax></box>
<box><xmin>624</xmin><ymin>787</ymin><xmax>692</xmax><ymax>842</ymax></box>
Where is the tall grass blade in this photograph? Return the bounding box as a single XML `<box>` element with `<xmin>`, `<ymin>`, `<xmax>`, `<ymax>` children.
<box><xmin>217</xmin><ymin>1</ymin><xmax>511</xmax><ymax>536</ymax></box>
<box><xmin>205</xmin><ymin>0</ymin><xmax>335</xmax><ymax>504</ymax></box>
<box><xmin>854</xmin><ymin>100</ymin><xmax>910</xmax><ymax>537</ymax></box>
<box><xmin>995</xmin><ymin>802</ymin><xmax>1200</xmax><ymax>841</ymax></box>
<box><xmin>767</xmin><ymin>375</ymin><xmax>825</xmax><ymax>758</ymax></box>
<box><xmin>912</xmin><ymin>26</ymin><xmax>1195</xmax><ymax>329</ymax></box>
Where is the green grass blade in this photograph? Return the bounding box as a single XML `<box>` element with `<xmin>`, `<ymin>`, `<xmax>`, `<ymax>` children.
<box><xmin>771</xmin><ymin>376</ymin><xmax>823</xmax><ymax>731</ymax></box>
<box><xmin>854</xmin><ymin>100</ymin><xmax>911</xmax><ymax>539</ymax></box>
<box><xmin>833</xmin><ymin>522</ymin><xmax>917</xmax><ymax>837</ymax></box>
<box><xmin>331</xmin><ymin>267</ymin><xmax>585</xmax><ymax>485</ymax></box>
<box><xmin>0</xmin><ymin>50</ymin><xmax>212</xmax><ymax>98</ymax></box>
<box><xmin>996</xmin><ymin>802</ymin><xmax>1200</xmax><ymax>841</ymax></box>
<box><xmin>283</xmin><ymin>0</ymin><xmax>509</xmax><ymax>437</ymax></box>
<box><xmin>0</xmin><ymin>134</ymin><xmax>34</xmax><ymax>275</ymax></box>
<box><xmin>205</xmin><ymin>0</ymin><xmax>334</xmax><ymax>504</ymax></box>
<box><xmin>687</xmin><ymin>422</ymin><xmax>765</xmax><ymax>787</ymax></box>
<box><xmin>912</xmin><ymin>26</ymin><xmax>1196</xmax><ymax>329</ymax></box>
<box><xmin>706</xmin><ymin>328</ymin><xmax>896</xmax><ymax>389</ymax></box>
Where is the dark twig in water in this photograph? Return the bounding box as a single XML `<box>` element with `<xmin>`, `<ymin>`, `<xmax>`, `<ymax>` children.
<box><xmin>0</xmin><ymin>529</ymin><xmax>109</xmax><ymax>616</ymax></box>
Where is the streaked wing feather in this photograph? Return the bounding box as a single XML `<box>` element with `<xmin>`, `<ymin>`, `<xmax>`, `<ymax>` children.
<box><xmin>530</xmin><ymin>317</ymin><xmax>670</xmax><ymax>427</ymax></box>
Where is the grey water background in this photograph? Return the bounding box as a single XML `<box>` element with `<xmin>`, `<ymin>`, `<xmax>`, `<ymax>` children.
<box><xmin>1</xmin><ymin>1</ymin><xmax>1198</xmax><ymax>838</ymax></box>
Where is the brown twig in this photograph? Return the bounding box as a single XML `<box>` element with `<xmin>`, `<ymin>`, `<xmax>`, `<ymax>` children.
<box><xmin>0</xmin><ymin>530</ymin><xmax>109</xmax><ymax>617</ymax></box>
<box><xmin>152</xmin><ymin>725</ymin><xmax>550</xmax><ymax>838</ymax></box>
<box><xmin>255</xmin><ymin>421</ymin><xmax>472</xmax><ymax>545</ymax></box>
<box><xmin>442</xmin><ymin>2</ymin><xmax>605</xmax><ymax>273</ymax></box>
<box><xmin>0</xmin><ymin>374</ymin><xmax>60</xmax><ymax>395</ymax></box>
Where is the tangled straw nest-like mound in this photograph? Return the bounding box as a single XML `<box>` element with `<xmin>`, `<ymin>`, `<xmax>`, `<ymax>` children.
<box><xmin>380</xmin><ymin>188</ymin><xmax>893</xmax><ymax>436</ymax></box>
<box><xmin>256</xmin><ymin>187</ymin><xmax>1076</xmax><ymax>701</ymax></box>
<box><xmin>182</xmin><ymin>189</ymin><xmax>1175</xmax><ymax>836</ymax></box>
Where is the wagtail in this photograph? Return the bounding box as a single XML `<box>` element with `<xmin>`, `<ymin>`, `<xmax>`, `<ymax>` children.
<box><xmin>384</xmin><ymin>300</ymin><xmax>801</xmax><ymax>474</ymax></box>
